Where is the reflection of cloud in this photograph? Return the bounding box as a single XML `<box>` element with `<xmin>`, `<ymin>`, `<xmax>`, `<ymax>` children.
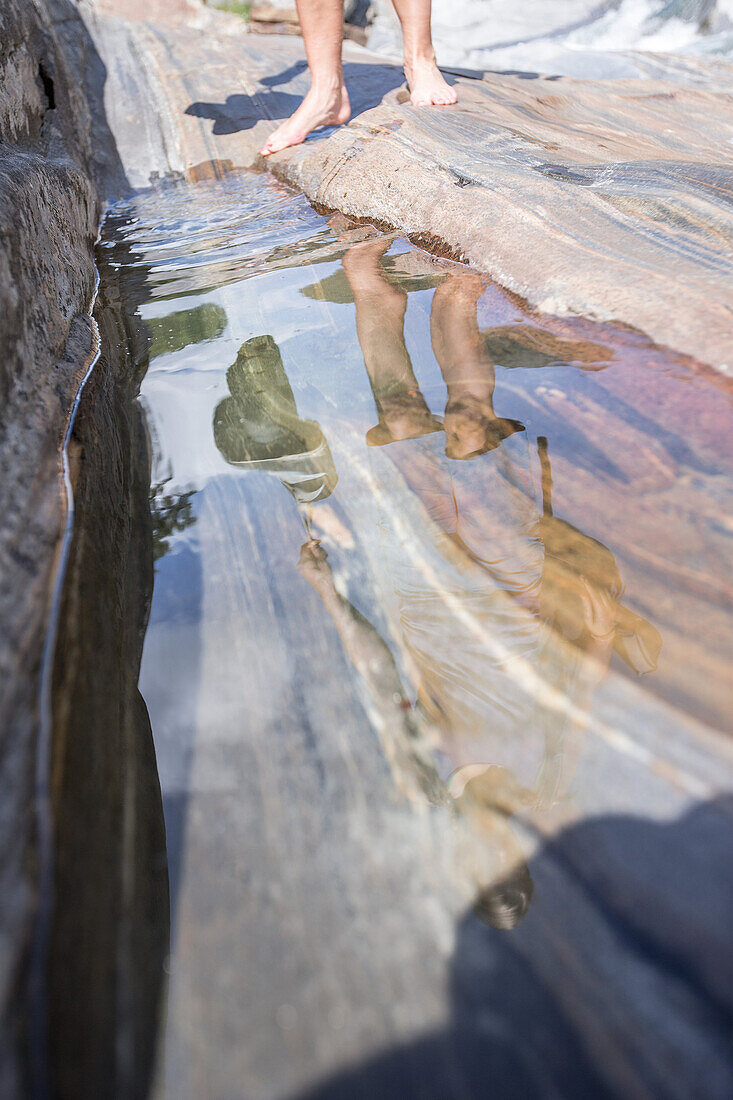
<box><xmin>140</xmin><ymin>374</ymin><xmax>234</xmax><ymax>493</ymax></box>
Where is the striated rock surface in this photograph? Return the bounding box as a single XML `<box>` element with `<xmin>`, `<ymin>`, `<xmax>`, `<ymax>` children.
<box><xmin>81</xmin><ymin>13</ymin><xmax>733</xmax><ymax>370</ymax></box>
<box><xmin>279</xmin><ymin>68</ymin><xmax>733</xmax><ymax>372</ymax></box>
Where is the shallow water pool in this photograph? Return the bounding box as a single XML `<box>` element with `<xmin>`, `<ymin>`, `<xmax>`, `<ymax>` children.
<box><xmin>88</xmin><ymin>169</ymin><xmax>733</xmax><ymax>1098</ymax></box>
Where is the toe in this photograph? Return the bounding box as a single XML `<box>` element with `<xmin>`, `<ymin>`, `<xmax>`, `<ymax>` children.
<box><xmin>410</xmin><ymin>85</ymin><xmax>458</xmax><ymax>107</ymax></box>
<box><xmin>260</xmin><ymin>130</ymin><xmax>301</xmax><ymax>156</ymax></box>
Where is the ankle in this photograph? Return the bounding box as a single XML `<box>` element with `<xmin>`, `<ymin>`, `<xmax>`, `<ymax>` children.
<box><xmin>403</xmin><ymin>47</ymin><xmax>437</xmax><ymax>70</ymax></box>
<box><xmin>310</xmin><ymin>73</ymin><xmax>344</xmax><ymax>98</ymax></box>
<box><xmin>447</xmin><ymin>386</ymin><xmax>495</xmax><ymax>412</ymax></box>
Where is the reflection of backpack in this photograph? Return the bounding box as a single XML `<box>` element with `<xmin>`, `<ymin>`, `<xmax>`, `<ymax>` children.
<box><xmin>213</xmin><ymin>335</ymin><xmax>338</xmax><ymax>504</ymax></box>
<box><xmin>537</xmin><ymin>436</ymin><xmax>662</xmax><ymax>675</ymax></box>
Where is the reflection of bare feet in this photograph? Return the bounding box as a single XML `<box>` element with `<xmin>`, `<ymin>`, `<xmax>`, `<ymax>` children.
<box><xmin>445</xmin><ymin>399</ymin><xmax>524</xmax><ymax>460</ymax></box>
<box><xmin>404</xmin><ymin>55</ymin><xmax>458</xmax><ymax>108</ymax></box>
<box><xmin>260</xmin><ymin>82</ymin><xmax>350</xmax><ymax>156</ymax></box>
<box><xmin>297</xmin><ymin>539</ymin><xmax>335</xmax><ymax>594</ymax></box>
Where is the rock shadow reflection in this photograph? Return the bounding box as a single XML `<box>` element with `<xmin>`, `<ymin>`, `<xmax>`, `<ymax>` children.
<box><xmin>214</xmin><ymin>333</ymin><xmax>338</xmax><ymax>509</ymax></box>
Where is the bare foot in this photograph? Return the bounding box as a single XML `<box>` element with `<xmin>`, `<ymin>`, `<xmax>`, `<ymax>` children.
<box><xmin>297</xmin><ymin>539</ymin><xmax>335</xmax><ymax>594</ymax></box>
<box><xmin>404</xmin><ymin>55</ymin><xmax>458</xmax><ymax>108</ymax></box>
<box><xmin>260</xmin><ymin>82</ymin><xmax>350</xmax><ymax>156</ymax></box>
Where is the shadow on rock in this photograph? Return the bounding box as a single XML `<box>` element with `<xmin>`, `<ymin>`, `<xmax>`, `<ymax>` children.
<box><xmin>47</xmin><ymin>211</ymin><xmax>169</xmax><ymax>1100</ymax></box>
<box><xmin>186</xmin><ymin>91</ymin><xmax>303</xmax><ymax>134</ymax></box>
<box><xmin>186</xmin><ymin>61</ymin><xmax>407</xmax><ymax>136</ymax></box>
<box><xmin>298</xmin><ymin>796</ymin><xmax>733</xmax><ymax>1099</ymax></box>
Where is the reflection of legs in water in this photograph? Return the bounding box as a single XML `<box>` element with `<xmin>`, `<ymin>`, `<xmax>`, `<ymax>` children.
<box><xmin>431</xmin><ymin>273</ymin><xmax>524</xmax><ymax>460</ymax></box>
<box><xmin>343</xmin><ymin>238</ymin><xmax>442</xmax><ymax>445</ymax></box>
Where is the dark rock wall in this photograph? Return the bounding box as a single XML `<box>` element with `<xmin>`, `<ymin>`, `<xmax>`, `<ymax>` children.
<box><xmin>48</xmin><ymin>243</ymin><xmax>168</xmax><ymax>1100</ymax></box>
<box><xmin>0</xmin><ymin>2</ymin><xmax>151</xmax><ymax>1095</ymax></box>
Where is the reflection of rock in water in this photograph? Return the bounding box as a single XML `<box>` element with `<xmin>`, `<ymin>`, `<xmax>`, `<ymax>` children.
<box><xmin>481</xmin><ymin>324</ymin><xmax>612</xmax><ymax>371</ymax></box>
<box><xmin>147</xmin><ymin>302</ymin><xmax>227</xmax><ymax>359</ymax></box>
<box><xmin>213</xmin><ymin>335</ymin><xmax>337</xmax><ymax>504</ymax></box>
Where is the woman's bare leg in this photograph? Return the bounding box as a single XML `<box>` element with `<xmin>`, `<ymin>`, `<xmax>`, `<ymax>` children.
<box><xmin>260</xmin><ymin>0</ymin><xmax>350</xmax><ymax>156</ymax></box>
<box><xmin>390</xmin><ymin>0</ymin><xmax>457</xmax><ymax>107</ymax></box>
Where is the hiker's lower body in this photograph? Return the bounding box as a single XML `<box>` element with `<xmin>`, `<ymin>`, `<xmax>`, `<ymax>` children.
<box><xmin>260</xmin><ymin>0</ymin><xmax>457</xmax><ymax>156</ymax></box>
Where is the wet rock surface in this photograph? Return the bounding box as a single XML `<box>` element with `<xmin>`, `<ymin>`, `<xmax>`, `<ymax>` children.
<box><xmin>48</xmin><ymin>244</ymin><xmax>168</xmax><ymax>1100</ymax></box>
<box><xmin>116</xmin><ymin>172</ymin><xmax>733</xmax><ymax>1100</ymax></box>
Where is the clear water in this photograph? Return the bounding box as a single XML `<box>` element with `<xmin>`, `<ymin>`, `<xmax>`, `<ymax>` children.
<box><xmin>100</xmin><ymin>170</ymin><xmax>733</xmax><ymax>1098</ymax></box>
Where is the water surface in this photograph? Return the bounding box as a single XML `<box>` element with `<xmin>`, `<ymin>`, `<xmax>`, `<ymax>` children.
<box><xmin>100</xmin><ymin>170</ymin><xmax>733</xmax><ymax>1099</ymax></box>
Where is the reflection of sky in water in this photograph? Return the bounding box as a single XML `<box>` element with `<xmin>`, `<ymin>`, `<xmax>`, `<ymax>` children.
<box><xmin>101</xmin><ymin>171</ymin><xmax>733</xmax><ymax>1097</ymax></box>
<box><xmin>130</xmin><ymin>179</ymin><xmax>725</xmax><ymax>787</ymax></box>
<box><xmin>123</xmin><ymin>174</ymin><xmax>733</xmax><ymax>761</ymax></box>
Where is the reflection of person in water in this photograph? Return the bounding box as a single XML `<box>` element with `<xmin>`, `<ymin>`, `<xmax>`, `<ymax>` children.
<box><xmin>349</xmin><ymin>239</ymin><xmax>660</xmax><ymax>797</ymax></box>
<box><xmin>213</xmin><ymin>335</ymin><xmax>448</xmax><ymax>807</ymax></box>
<box><xmin>210</xmin><ymin>338</ymin><xmax>534</xmax><ymax>930</ymax></box>
<box><xmin>299</xmin><ymin>240</ymin><xmax>661</xmax><ymax>925</ymax></box>
<box><xmin>298</xmin><ymin>537</ymin><xmax>537</xmax><ymax>930</ymax></box>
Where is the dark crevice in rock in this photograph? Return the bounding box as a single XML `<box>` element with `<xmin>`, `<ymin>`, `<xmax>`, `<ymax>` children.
<box><xmin>47</xmin><ymin>234</ymin><xmax>168</xmax><ymax>1100</ymax></box>
<box><xmin>0</xmin><ymin>1</ymin><xmax>136</xmax><ymax>1095</ymax></box>
<box><xmin>38</xmin><ymin>62</ymin><xmax>56</xmax><ymax>111</ymax></box>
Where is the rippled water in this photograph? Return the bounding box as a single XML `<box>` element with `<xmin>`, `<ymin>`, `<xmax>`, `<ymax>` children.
<box><xmin>98</xmin><ymin>170</ymin><xmax>733</xmax><ymax>1098</ymax></box>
